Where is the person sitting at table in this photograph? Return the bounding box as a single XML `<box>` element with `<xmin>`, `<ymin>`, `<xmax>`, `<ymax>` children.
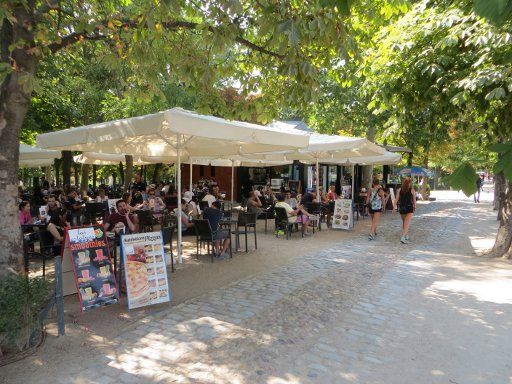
<box><xmin>326</xmin><ymin>184</ymin><xmax>338</xmax><ymax>201</ymax></box>
<box><xmin>173</xmin><ymin>199</ymin><xmax>195</xmax><ymax>235</ymax></box>
<box><xmin>95</xmin><ymin>188</ymin><xmax>109</xmax><ymax>203</ymax></box>
<box><xmin>163</xmin><ymin>187</ymin><xmax>178</xmax><ymax>210</ymax></box>
<box><xmin>119</xmin><ymin>192</ymin><xmax>136</xmax><ymax>214</ymax></box>
<box><xmin>211</xmin><ymin>185</ymin><xmax>223</xmax><ymax>200</ymax></box>
<box><xmin>105</xmin><ymin>199</ymin><xmax>139</xmax><ymax>234</ymax></box>
<box><xmin>246</xmin><ymin>191</ymin><xmax>263</xmax><ymax>215</ymax></box>
<box><xmin>183</xmin><ymin>191</ymin><xmax>200</xmax><ymax>217</ymax></box>
<box><xmin>203</xmin><ymin>201</ymin><xmax>230</xmax><ymax>259</ymax></box>
<box><xmin>65</xmin><ymin>190</ymin><xmax>83</xmax><ymax>225</ymax></box>
<box><xmin>147</xmin><ymin>187</ymin><xmax>164</xmax><ymax>209</ymax></box>
<box><xmin>47</xmin><ymin>207</ymin><xmax>69</xmax><ymax>245</ymax></box>
<box><xmin>275</xmin><ymin>193</ymin><xmax>312</xmax><ymax>235</ymax></box>
<box><xmin>18</xmin><ymin>201</ymin><xmax>33</xmax><ymax>225</ymax></box>
<box><xmin>201</xmin><ymin>188</ymin><xmax>217</xmax><ymax>207</ymax></box>
<box><xmin>263</xmin><ymin>186</ymin><xmax>276</xmax><ymax>206</ymax></box>
<box><xmin>284</xmin><ymin>191</ymin><xmax>298</xmax><ymax>209</ymax></box>
<box><xmin>130</xmin><ymin>173</ymin><xmax>147</xmax><ymax>197</ymax></box>
<box><xmin>300</xmin><ymin>190</ymin><xmax>316</xmax><ymax>205</ymax></box>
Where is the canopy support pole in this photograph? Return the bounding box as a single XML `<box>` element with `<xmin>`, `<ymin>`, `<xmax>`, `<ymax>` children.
<box><xmin>231</xmin><ymin>160</ymin><xmax>234</xmax><ymax>211</ymax></box>
<box><xmin>316</xmin><ymin>158</ymin><xmax>320</xmax><ymax>203</ymax></box>
<box><xmin>351</xmin><ymin>164</ymin><xmax>356</xmax><ymax>229</ymax></box>
<box><xmin>176</xmin><ymin>134</ymin><xmax>182</xmax><ymax>263</ymax></box>
<box><xmin>189</xmin><ymin>160</ymin><xmax>193</xmax><ymax>193</ymax></box>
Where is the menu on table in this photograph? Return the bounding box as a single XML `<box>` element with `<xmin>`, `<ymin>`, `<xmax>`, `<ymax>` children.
<box><xmin>67</xmin><ymin>225</ymin><xmax>119</xmax><ymax>311</ymax></box>
<box><xmin>121</xmin><ymin>231</ymin><xmax>171</xmax><ymax>309</ymax></box>
<box><xmin>332</xmin><ymin>198</ymin><xmax>353</xmax><ymax>230</ymax></box>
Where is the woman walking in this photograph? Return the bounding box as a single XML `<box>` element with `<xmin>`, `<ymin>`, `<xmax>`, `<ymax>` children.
<box><xmin>395</xmin><ymin>177</ymin><xmax>416</xmax><ymax>244</ymax></box>
<box><xmin>366</xmin><ymin>178</ymin><xmax>385</xmax><ymax>240</ymax></box>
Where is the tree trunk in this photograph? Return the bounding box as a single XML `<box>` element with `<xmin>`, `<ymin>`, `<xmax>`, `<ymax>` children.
<box><xmin>407</xmin><ymin>152</ymin><xmax>413</xmax><ymax>166</ymax></box>
<box><xmin>490</xmin><ymin>180</ymin><xmax>512</xmax><ymax>259</ymax></box>
<box><xmin>152</xmin><ymin>163</ymin><xmax>162</xmax><ymax>183</ymax></box>
<box><xmin>494</xmin><ymin>171</ymin><xmax>506</xmax><ymax>212</ymax></box>
<box><xmin>124</xmin><ymin>155</ymin><xmax>133</xmax><ymax>191</ymax></box>
<box><xmin>119</xmin><ymin>162</ymin><xmax>124</xmax><ymax>186</ymax></box>
<box><xmin>62</xmin><ymin>151</ymin><xmax>72</xmax><ymax>186</ymax></box>
<box><xmin>421</xmin><ymin>154</ymin><xmax>429</xmax><ymax>199</ymax></box>
<box><xmin>0</xmin><ymin>6</ymin><xmax>38</xmax><ymax>275</ymax></box>
<box><xmin>73</xmin><ymin>163</ymin><xmax>79</xmax><ymax>187</ymax></box>
<box><xmin>92</xmin><ymin>164</ymin><xmax>97</xmax><ymax>189</ymax></box>
<box><xmin>80</xmin><ymin>164</ymin><xmax>90</xmax><ymax>197</ymax></box>
<box><xmin>54</xmin><ymin>158</ymin><xmax>60</xmax><ymax>187</ymax></box>
<box><xmin>362</xmin><ymin>124</ymin><xmax>375</xmax><ymax>189</ymax></box>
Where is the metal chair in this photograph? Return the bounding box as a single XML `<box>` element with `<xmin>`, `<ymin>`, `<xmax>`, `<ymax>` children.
<box><xmin>161</xmin><ymin>226</ymin><xmax>175</xmax><ymax>272</ymax></box>
<box><xmin>135</xmin><ymin>210</ymin><xmax>154</xmax><ymax>232</ymax></box>
<box><xmin>304</xmin><ymin>202</ymin><xmax>323</xmax><ymax>231</ymax></box>
<box><xmin>232</xmin><ymin>212</ymin><xmax>257</xmax><ymax>252</ymax></box>
<box><xmin>274</xmin><ymin>207</ymin><xmax>295</xmax><ymax>239</ymax></box>
<box><xmin>39</xmin><ymin>230</ymin><xmax>61</xmax><ymax>277</ymax></box>
<box><xmin>85</xmin><ymin>202</ymin><xmax>106</xmax><ymax>224</ymax></box>
<box><xmin>193</xmin><ymin>219</ymin><xmax>216</xmax><ymax>262</ymax></box>
<box><xmin>199</xmin><ymin>201</ymin><xmax>210</xmax><ymax>212</ymax></box>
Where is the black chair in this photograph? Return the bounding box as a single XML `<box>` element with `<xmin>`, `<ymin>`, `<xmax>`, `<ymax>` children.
<box><xmin>193</xmin><ymin>219</ymin><xmax>216</xmax><ymax>262</ymax></box>
<box><xmin>305</xmin><ymin>202</ymin><xmax>323</xmax><ymax>231</ymax></box>
<box><xmin>257</xmin><ymin>205</ymin><xmax>275</xmax><ymax>233</ymax></box>
<box><xmin>232</xmin><ymin>212</ymin><xmax>257</xmax><ymax>252</ymax></box>
<box><xmin>135</xmin><ymin>210</ymin><xmax>153</xmax><ymax>232</ymax></box>
<box><xmin>39</xmin><ymin>230</ymin><xmax>61</xmax><ymax>277</ymax></box>
<box><xmin>274</xmin><ymin>207</ymin><xmax>295</xmax><ymax>240</ymax></box>
<box><xmin>85</xmin><ymin>202</ymin><xmax>106</xmax><ymax>224</ymax></box>
<box><xmin>161</xmin><ymin>226</ymin><xmax>175</xmax><ymax>272</ymax></box>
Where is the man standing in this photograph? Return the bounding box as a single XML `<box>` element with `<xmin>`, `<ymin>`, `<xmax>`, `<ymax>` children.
<box><xmin>130</xmin><ymin>173</ymin><xmax>147</xmax><ymax>197</ymax></box>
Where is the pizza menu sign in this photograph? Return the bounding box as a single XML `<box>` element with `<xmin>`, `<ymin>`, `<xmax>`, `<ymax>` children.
<box><xmin>121</xmin><ymin>231</ymin><xmax>171</xmax><ymax>309</ymax></box>
<box><xmin>67</xmin><ymin>225</ymin><xmax>119</xmax><ymax>311</ymax></box>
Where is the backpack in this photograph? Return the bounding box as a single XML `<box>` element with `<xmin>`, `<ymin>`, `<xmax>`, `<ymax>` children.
<box><xmin>370</xmin><ymin>188</ymin><xmax>382</xmax><ymax>210</ymax></box>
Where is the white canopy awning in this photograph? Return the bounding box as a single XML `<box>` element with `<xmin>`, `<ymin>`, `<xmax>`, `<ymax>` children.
<box><xmin>19</xmin><ymin>143</ymin><xmax>61</xmax><ymax>168</ymax></box>
<box><xmin>37</xmin><ymin>108</ymin><xmax>309</xmax><ymax>157</ymax></box>
<box><xmin>186</xmin><ymin>156</ymin><xmax>292</xmax><ymax>168</ymax></box>
<box><xmin>73</xmin><ymin>152</ymin><xmax>177</xmax><ymax>166</ymax></box>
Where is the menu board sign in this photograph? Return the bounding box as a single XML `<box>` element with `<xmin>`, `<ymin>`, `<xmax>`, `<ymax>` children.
<box><xmin>332</xmin><ymin>198</ymin><xmax>353</xmax><ymax>230</ymax></box>
<box><xmin>121</xmin><ymin>231</ymin><xmax>170</xmax><ymax>309</ymax></box>
<box><xmin>66</xmin><ymin>225</ymin><xmax>119</xmax><ymax>311</ymax></box>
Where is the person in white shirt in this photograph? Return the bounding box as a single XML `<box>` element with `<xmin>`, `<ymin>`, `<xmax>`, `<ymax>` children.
<box><xmin>183</xmin><ymin>191</ymin><xmax>200</xmax><ymax>216</ymax></box>
<box><xmin>201</xmin><ymin>188</ymin><xmax>217</xmax><ymax>207</ymax></box>
<box><xmin>95</xmin><ymin>189</ymin><xmax>109</xmax><ymax>203</ymax></box>
<box><xmin>275</xmin><ymin>193</ymin><xmax>312</xmax><ymax>234</ymax></box>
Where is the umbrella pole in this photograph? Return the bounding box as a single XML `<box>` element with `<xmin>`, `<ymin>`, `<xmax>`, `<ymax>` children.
<box><xmin>176</xmin><ymin>134</ymin><xmax>182</xmax><ymax>264</ymax></box>
<box><xmin>351</xmin><ymin>164</ymin><xmax>355</xmax><ymax>229</ymax></box>
<box><xmin>316</xmin><ymin>158</ymin><xmax>320</xmax><ymax>203</ymax></box>
<box><xmin>231</xmin><ymin>160</ymin><xmax>234</xmax><ymax>211</ymax></box>
<box><xmin>189</xmin><ymin>161</ymin><xmax>193</xmax><ymax>193</ymax></box>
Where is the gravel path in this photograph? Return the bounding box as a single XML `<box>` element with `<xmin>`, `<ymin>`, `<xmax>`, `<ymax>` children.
<box><xmin>2</xmin><ymin>195</ymin><xmax>511</xmax><ymax>384</ymax></box>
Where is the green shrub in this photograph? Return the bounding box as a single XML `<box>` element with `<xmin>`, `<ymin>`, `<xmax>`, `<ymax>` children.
<box><xmin>0</xmin><ymin>274</ymin><xmax>52</xmax><ymax>354</ymax></box>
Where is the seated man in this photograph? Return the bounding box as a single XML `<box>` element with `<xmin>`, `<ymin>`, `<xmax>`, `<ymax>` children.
<box><xmin>275</xmin><ymin>193</ymin><xmax>312</xmax><ymax>235</ymax></box>
<box><xmin>284</xmin><ymin>191</ymin><xmax>298</xmax><ymax>209</ymax></box>
<box><xmin>105</xmin><ymin>199</ymin><xmax>139</xmax><ymax>234</ymax></box>
<box><xmin>201</xmin><ymin>188</ymin><xmax>217</xmax><ymax>207</ymax></box>
<box><xmin>174</xmin><ymin>198</ymin><xmax>195</xmax><ymax>235</ymax></box>
<box><xmin>246</xmin><ymin>191</ymin><xmax>263</xmax><ymax>215</ymax></box>
<box><xmin>202</xmin><ymin>201</ymin><xmax>230</xmax><ymax>259</ymax></box>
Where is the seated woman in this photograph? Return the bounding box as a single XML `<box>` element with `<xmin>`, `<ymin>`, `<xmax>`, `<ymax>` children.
<box><xmin>47</xmin><ymin>207</ymin><xmax>69</xmax><ymax>245</ymax></box>
<box><xmin>147</xmin><ymin>187</ymin><xmax>165</xmax><ymax>209</ymax></box>
<box><xmin>95</xmin><ymin>188</ymin><xmax>109</xmax><ymax>203</ymax></box>
<box><xmin>183</xmin><ymin>191</ymin><xmax>200</xmax><ymax>217</ymax></box>
<box><xmin>18</xmin><ymin>201</ymin><xmax>33</xmax><ymax>226</ymax></box>
<box><xmin>174</xmin><ymin>199</ymin><xmax>195</xmax><ymax>235</ymax></box>
<box><xmin>246</xmin><ymin>191</ymin><xmax>263</xmax><ymax>215</ymax></box>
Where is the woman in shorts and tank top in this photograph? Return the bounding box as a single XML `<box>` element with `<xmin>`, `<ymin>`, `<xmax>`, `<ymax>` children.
<box><xmin>365</xmin><ymin>178</ymin><xmax>385</xmax><ymax>241</ymax></box>
<box><xmin>394</xmin><ymin>177</ymin><xmax>416</xmax><ymax>244</ymax></box>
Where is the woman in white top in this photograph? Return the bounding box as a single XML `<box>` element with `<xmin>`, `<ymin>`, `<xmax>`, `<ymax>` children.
<box><xmin>95</xmin><ymin>189</ymin><xmax>109</xmax><ymax>203</ymax></box>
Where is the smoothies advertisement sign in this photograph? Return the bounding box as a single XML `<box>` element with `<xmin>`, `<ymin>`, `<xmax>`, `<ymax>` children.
<box><xmin>121</xmin><ymin>231</ymin><xmax>170</xmax><ymax>309</ymax></box>
<box><xmin>67</xmin><ymin>225</ymin><xmax>119</xmax><ymax>311</ymax></box>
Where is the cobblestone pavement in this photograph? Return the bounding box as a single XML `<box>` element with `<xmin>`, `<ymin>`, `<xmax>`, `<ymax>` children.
<box><xmin>4</xmin><ymin>199</ymin><xmax>512</xmax><ymax>384</ymax></box>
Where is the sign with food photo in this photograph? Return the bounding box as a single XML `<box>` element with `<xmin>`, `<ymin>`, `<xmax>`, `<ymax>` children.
<box><xmin>331</xmin><ymin>198</ymin><xmax>353</xmax><ymax>230</ymax></box>
<box><xmin>67</xmin><ymin>225</ymin><xmax>119</xmax><ymax>311</ymax></box>
<box><xmin>121</xmin><ymin>231</ymin><xmax>171</xmax><ymax>309</ymax></box>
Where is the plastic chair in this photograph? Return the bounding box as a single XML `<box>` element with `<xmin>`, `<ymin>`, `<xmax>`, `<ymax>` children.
<box><xmin>304</xmin><ymin>202</ymin><xmax>322</xmax><ymax>231</ymax></box>
<box><xmin>232</xmin><ymin>212</ymin><xmax>257</xmax><ymax>252</ymax></box>
<box><xmin>38</xmin><ymin>230</ymin><xmax>61</xmax><ymax>277</ymax></box>
<box><xmin>193</xmin><ymin>219</ymin><xmax>216</xmax><ymax>262</ymax></box>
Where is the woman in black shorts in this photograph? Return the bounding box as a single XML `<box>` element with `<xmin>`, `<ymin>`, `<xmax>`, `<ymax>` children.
<box><xmin>394</xmin><ymin>177</ymin><xmax>416</xmax><ymax>244</ymax></box>
<box><xmin>365</xmin><ymin>178</ymin><xmax>385</xmax><ymax>240</ymax></box>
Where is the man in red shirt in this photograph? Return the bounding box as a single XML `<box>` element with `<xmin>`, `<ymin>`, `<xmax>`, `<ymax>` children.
<box><xmin>105</xmin><ymin>200</ymin><xmax>139</xmax><ymax>233</ymax></box>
